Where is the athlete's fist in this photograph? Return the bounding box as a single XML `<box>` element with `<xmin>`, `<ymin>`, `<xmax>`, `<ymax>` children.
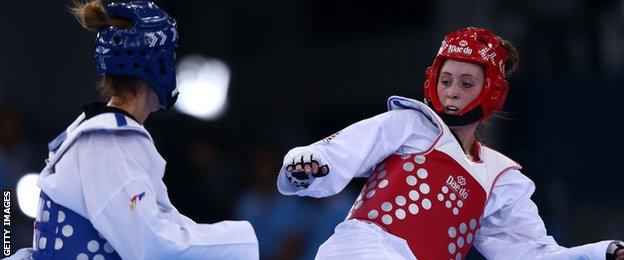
<box><xmin>283</xmin><ymin>147</ymin><xmax>330</xmax><ymax>188</ymax></box>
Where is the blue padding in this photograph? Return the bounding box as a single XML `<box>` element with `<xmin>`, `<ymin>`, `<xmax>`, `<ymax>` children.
<box><xmin>32</xmin><ymin>192</ymin><xmax>122</xmax><ymax>260</ymax></box>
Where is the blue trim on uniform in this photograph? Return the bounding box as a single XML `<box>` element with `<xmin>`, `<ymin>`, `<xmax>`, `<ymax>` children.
<box><xmin>387</xmin><ymin>98</ymin><xmax>411</xmax><ymax>111</ymax></box>
<box><xmin>48</xmin><ymin>131</ymin><xmax>67</xmax><ymax>153</ymax></box>
<box><xmin>393</xmin><ymin>100</ymin><xmax>411</xmax><ymax>109</ymax></box>
<box><xmin>114</xmin><ymin>113</ymin><xmax>127</xmax><ymax>127</ymax></box>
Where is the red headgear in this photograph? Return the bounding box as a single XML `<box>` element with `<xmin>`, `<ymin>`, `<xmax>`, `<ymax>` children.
<box><xmin>423</xmin><ymin>27</ymin><xmax>509</xmax><ymax>123</ymax></box>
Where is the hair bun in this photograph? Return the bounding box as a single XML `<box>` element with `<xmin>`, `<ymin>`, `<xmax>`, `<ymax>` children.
<box><xmin>70</xmin><ymin>0</ymin><xmax>132</xmax><ymax>31</ymax></box>
<box><xmin>501</xmin><ymin>39</ymin><xmax>519</xmax><ymax>77</ymax></box>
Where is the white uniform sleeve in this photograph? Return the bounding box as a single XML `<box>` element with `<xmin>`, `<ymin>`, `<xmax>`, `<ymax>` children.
<box><xmin>474</xmin><ymin>170</ymin><xmax>613</xmax><ymax>259</ymax></box>
<box><xmin>277</xmin><ymin>109</ymin><xmax>440</xmax><ymax>198</ymax></box>
<box><xmin>76</xmin><ymin>132</ymin><xmax>259</xmax><ymax>260</ymax></box>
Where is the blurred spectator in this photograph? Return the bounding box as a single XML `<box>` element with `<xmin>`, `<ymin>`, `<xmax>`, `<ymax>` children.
<box><xmin>0</xmin><ymin>107</ymin><xmax>36</xmax><ymax>188</ymax></box>
<box><xmin>0</xmin><ymin>106</ymin><xmax>38</xmax><ymax>249</ymax></box>
<box><xmin>235</xmin><ymin>146</ymin><xmax>308</xmax><ymax>259</ymax></box>
<box><xmin>166</xmin><ymin>136</ymin><xmax>242</xmax><ymax>222</ymax></box>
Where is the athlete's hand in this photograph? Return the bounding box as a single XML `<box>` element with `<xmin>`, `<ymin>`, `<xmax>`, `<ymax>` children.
<box><xmin>283</xmin><ymin>147</ymin><xmax>329</xmax><ymax>188</ymax></box>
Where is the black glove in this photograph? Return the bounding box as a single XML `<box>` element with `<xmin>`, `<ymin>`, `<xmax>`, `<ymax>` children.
<box><xmin>283</xmin><ymin>147</ymin><xmax>330</xmax><ymax>188</ymax></box>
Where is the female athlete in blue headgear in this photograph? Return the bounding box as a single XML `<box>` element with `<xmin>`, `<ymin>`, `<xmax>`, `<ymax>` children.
<box><xmin>8</xmin><ymin>1</ymin><xmax>258</xmax><ymax>259</ymax></box>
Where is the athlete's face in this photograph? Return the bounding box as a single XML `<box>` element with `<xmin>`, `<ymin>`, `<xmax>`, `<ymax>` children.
<box><xmin>436</xmin><ymin>60</ymin><xmax>484</xmax><ymax>114</ymax></box>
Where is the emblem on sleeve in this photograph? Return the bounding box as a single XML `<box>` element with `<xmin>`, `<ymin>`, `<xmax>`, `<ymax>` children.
<box><xmin>323</xmin><ymin>131</ymin><xmax>341</xmax><ymax>143</ymax></box>
<box><xmin>129</xmin><ymin>192</ymin><xmax>146</xmax><ymax>211</ymax></box>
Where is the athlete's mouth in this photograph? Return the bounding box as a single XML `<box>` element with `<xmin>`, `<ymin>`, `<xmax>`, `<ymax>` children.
<box><xmin>445</xmin><ymin>106</ymin><xmax>460</xmax><ymax>114</ymax></box>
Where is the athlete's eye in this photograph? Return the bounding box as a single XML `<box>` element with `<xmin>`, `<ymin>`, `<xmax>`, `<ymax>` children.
<box><xmin>462</xmin><ymin>82</ymin><xmax>473</xmax><ymax>88</ymax></box>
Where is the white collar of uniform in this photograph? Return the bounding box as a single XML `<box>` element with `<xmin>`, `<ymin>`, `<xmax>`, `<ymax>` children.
<box><xmin>387</xmin><ymin>95</ymin><xmax>522</xmax><ymax>195</ymax></box>
<box><xmin>42</xmin><ymin>112</ymin><xmax>152</xmax><ymax>175</ymax></box>
<box><xmin>386</xmin><ymin>95</ymin><xmax>445</xmax><ymax>130</ymax></box>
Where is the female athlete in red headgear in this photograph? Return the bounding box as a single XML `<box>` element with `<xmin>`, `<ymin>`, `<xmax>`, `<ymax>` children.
<box><xmin>277</xmin><ymin>27</ymin><xmax>623</xmax><ymax>259</ymax></box>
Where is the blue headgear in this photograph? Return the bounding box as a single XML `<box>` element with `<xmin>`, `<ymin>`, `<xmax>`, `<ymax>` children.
<box><xmin>95</xmin><ymin>1</ymin><xmax>178</xmax><ymax>109</ymax></box>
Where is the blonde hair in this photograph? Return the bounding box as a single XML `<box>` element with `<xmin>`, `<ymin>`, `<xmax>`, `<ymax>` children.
<box><xmin>70</xmin><ymin>0</ymin><xmax>132</xmax><ymax>31</ymax></box>
<box><xmin>70</xmin><ymin>0</ymin><xmax>142</xmax><ymax>104</ymax></box>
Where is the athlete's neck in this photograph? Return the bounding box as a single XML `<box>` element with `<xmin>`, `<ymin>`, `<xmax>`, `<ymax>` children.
<box><xmin>107</xmin><ymin>87</ymin><xmax>153</xmax><ymax>124</ymax></box>
<box><xmin>449</xmin><ymin>122</ymin><xmax>478</xmax><ymax>159</ymax></box>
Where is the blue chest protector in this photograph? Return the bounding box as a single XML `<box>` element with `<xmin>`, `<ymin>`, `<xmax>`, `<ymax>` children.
<box><xmin>33</xmin><ymin>110</ymin><xmax>148</xmax><ymax>260</ymax></box>
<box><xmin>33</xmin><ymin>192</ymin><xmax>122</xmax><ymax>260</ymax></box>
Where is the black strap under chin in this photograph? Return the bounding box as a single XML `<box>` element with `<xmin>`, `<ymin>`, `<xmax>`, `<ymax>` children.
<box><xmin>438</xmin><ymin>106</ymin><xmax>485</xmax><ymax>126</ymax></box>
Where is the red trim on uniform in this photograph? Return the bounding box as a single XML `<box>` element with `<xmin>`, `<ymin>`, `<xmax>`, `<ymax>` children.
<box><xmin>412</xmin><ymin>107</ymin><xmax>445</xmax><ymax>156</ymax></box>
<box><xmin>478</xmin><ymin>143</ymin><xmax>522</xmax><ymax>202</ymax></box>
<box><xmin>471</xmin><ymin>142</ymin><xmax>483</xmax><ymax>163</ymax></box>
<box><xmin>479</xmin><ymin>143</ymin><xmax>521</xmax><ymax>166</ymax></box>
<box><xmin>485</xmin><ymin>166</ymin><xmax>522</xmax><ymax>203</ymax></box>
<box><xmin>416</xmin><ymin>129</ymin><xmax>443</xmax><ymax>156</ymax></box>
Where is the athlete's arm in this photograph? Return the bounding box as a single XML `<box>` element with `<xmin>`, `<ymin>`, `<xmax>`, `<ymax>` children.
<box><xmin>474</xmin><ymin>170</ymin><xmax>618</xmax><ymax>260</ymax></box>
<box><xmin>277</xmin><ymin>109</ymin><xmax>439</xmax><ymax>198</ymax></box>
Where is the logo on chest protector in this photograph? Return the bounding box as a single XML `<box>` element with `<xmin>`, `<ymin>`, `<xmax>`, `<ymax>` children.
<box><xmin>446</xmin><ymin>175</ymin><xmax>469</xmax><ymax>200</ymax></box>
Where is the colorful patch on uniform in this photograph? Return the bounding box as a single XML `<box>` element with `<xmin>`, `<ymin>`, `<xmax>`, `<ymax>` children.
<box><xmin>129</xmin><ymin>192</ymin><xmax>146</xmax><ymax>211</ymax></box>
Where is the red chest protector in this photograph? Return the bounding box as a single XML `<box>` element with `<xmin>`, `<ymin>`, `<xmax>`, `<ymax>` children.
<box><xmin>347</xmin><ymin>96</ymin><xmax>521</xmax><ymax>260</ymax></box>
<box><xmin>348</xmin><ymin>150</ymin><xmax>485</xmax><ymax>260</ymax></box>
